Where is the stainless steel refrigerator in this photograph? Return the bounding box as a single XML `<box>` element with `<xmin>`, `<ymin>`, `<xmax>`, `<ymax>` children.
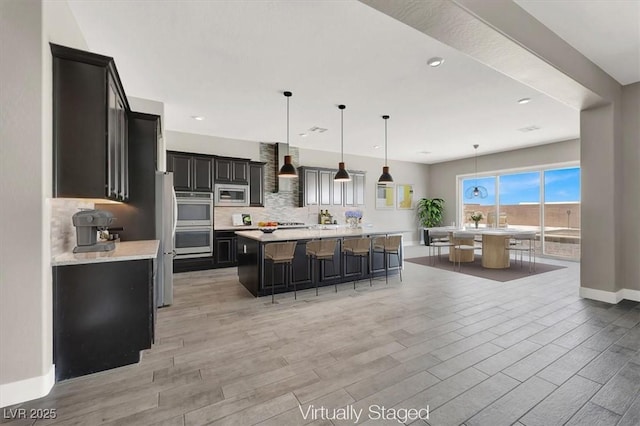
<box><xmin>156</xmin><ymin>171</ymin><xmax>176</xmax><ymax>307</ymax></box>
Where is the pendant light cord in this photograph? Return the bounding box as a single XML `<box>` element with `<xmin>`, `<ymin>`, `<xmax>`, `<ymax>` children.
<box><xmin>384</xmin><ymin>118</ymin><xmax>388</xmax><ymax>166</ymax></box>
<box><xmin>286</xmin><ymin>95</ymin><xmax>290</xmax><ymax>156</ymax></box>
<box><xmin>340</xmin><ymin>108</ymin><xmax>344</xmax><ymax>162</ymax></box>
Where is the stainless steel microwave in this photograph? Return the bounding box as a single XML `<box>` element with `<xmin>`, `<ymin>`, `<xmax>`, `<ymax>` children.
<box><xmin>214</xmin><ymin>184</ymin><xmax>249</xmax><ymax>206</ymax></box>
<box><xmin>176</xmin><ymin>192</ymin><xmax>213</xmax><ymax>227</ymax></box>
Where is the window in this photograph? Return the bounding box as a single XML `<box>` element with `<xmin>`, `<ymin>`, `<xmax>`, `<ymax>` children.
<box><xmin>458</xmin><ymin>164</ymin><xmax>580</xmax><ymax>260</ymax></box>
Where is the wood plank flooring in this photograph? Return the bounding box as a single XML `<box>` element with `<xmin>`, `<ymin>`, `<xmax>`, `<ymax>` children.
<box><xmin>3</xmin><ymin>245</ymin><xmax>640</xmax><ymax>425</ymax></box>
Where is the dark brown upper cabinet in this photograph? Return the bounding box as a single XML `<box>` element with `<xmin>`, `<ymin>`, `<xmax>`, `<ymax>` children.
<box><xmin>249</xmin><ymin>162</ymin><xmax>265</xmax><ymax>207</ymax></box>
<box><xmin>166</xmin><ymin>151</ymin><xmax>213</xmax><ymax>192</ymax></box>
<box><xmin>298</xmin><ymin>167</ymin><xmax>365</xmax><ymax>207</ymax></box>
<box><xmin>214</xmin><ymin>158</ymin><xmax>248</xmax><ymax>184</ymax></box>
<box><xmin>51</xmin><ymin>43</ymin><xmax>130</xmax><ymax>201</ymax></box>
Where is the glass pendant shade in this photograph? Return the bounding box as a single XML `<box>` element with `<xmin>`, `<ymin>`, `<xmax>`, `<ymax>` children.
<box><xmin>334</xmin><ymin>105</ymin><xmax>351</xmax><ymax>181</ymax></box>
<box><xmin>278</xmin><ymin>91</ymin><xmax>297</xmax><ymax>178</ymax></box>
<box><xmin>464</xmin><ymin>144</ymin><xmax>487</xmax><ymax>199</ymax></box>
<box><xmin>378</xmin><ymin>115</ymin><xmax>393</xmax><ymax>183</ymax></box>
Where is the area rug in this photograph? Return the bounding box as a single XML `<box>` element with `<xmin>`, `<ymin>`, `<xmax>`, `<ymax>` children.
<box><xmin>405</xmin><ymin>255</ymin><xmax>566</xmax><ymax>282</ymax></box>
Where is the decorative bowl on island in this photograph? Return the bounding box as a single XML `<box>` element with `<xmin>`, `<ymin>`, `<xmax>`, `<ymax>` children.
<box><xmin>257</xmin><ymin>221</ymin><xmax>278</xmax><ymax>233</ymax></box>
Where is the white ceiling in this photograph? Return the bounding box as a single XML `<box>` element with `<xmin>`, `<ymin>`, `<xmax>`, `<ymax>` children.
<box><xmin>515</xmin><ymin>0</ymin><xmax>640</xmax><ymax>86</ymax></box>
<box><xmin>67</xmin><ymin>0</ymin><xmax>582</xmax><ymax>164</ymax></box>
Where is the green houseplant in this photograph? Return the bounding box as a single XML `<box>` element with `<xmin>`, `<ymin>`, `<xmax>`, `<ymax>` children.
<box><xmin>417</xmin><ymin>198</ymin><xmax>445</xmax><ymax>245</ymax></box>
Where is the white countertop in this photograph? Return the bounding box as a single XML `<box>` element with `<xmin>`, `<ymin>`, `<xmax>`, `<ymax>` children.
<box><xmin>235</xmin><ymin>227</ymin><xmax>410</xmax><ymax>242</ymax></box>
<box><xmin>52</xmin><ymin>240</ymin><xmax>159</xmax><ymax>266</ymax></box>
<box><xmin>215</xmin><ymin>224</ymin><xmax>309</xmax><ymax>231</ymax></box>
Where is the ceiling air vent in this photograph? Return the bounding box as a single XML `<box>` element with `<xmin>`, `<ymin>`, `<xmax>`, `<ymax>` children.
<box><xmin>309</xmin><ymin>126</ymin><xmax>328</xmax><ymax>133</ymax></box>
<box><xmin>518</xmin><ymin>125</ymin><xmax>541</xmax><ymax>133</ymax></box>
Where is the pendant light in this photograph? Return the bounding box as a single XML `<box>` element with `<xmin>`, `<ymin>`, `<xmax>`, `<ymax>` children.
<box><xmin>464</xmin><ymin>144</ymin><xmax>488</xmax><ymax>198</ymax></box>
<box><xmin>378</xmin><ymin>115</ymin><xmax>393</xmax><ymax>183</ymax></box>
<box><xmin>278</xmin><ymin>91</ymin><xmax>297</xmax><ymax>178</ymax></box>
<box><xmin>334</xmin><ymin>104</ymin><xmax>351</xmax><ymax>182</ymax></box>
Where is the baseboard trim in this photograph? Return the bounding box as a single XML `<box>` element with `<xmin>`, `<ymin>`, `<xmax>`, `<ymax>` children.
<box><xmin>0</xmin><ymin>365</ymin><xmax>54</xmax><ymax>408</ymax></box>
<box><xmin>580</xmin><ymin>287</ymin><xmax>640</xmax><ymax>304</ymax></box>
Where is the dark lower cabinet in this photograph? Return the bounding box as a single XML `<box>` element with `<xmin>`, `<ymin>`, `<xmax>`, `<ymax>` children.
<box><xmin>53</xmin><ymin>259</ymin><xmax>153</xmax><ymax>381</ymax></box>
<box><xmin>214</xmin><ymin>231</ymin><xmax>237</xmax><ymax>267</ymax></box>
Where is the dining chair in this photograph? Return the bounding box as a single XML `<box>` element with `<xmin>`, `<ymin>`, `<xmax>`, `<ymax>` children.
<box><xmin>452</xmin><ymin>230</ymin><xmax>480</xmax><ymax>271</ymax></box>
<box><xmin>506</xmin><ymin>231</ymin><xmax>536</xmax><ymax>272</ymax></box>
<box><xmin>428</xmin><ymin>230</ymin><xmax>453</xmax><ymax>265</ymax></box>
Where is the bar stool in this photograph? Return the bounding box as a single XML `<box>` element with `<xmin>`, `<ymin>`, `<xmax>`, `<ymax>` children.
<box><xmin>373</xmin><ymin>235</ymin><xmax>403</xmax><ymax>284</ymax></box>
<box><xmin>342</xmin><ymin>237</ymin><xmax>372</xmax><ymax>289</ymax></box>
<box><xmin>306</xmin><ymin>239</ymin><xmax>339</xmax><ymax>295</ymax></box>
<box><xmin>264</xmin><ymin>241</ymin><xmax>297</xmax><ymax>303</ymax></box>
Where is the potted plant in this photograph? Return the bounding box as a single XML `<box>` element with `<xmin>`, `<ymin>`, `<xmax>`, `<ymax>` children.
<box><xmin>417</xmin><ymin>198</ymin><xmax>445</xmax><ymax>245</ymax></box>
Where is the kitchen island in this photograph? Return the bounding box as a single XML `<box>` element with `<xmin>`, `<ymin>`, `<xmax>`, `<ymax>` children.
<box><xmin>235</xmin><ymin>227</ymin><xmax>408</xmax><ymax>297</ymax></box>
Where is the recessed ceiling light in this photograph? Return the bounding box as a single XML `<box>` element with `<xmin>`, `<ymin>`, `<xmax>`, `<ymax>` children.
<box><xmin>299</xmin><ymin>133</ymin><xmax>308</xmax><ymax>137</ymax></box>
<box><xmin>373</xmin><ymin>145</ymin><xmax>380</xmax><ymax>149</ymax></box>
<box><xmin>419</xmin><ymin>151</ymin><xmax>432</xmax><ymax>155</ymax></box>
<box><xmin>191</xmin><ymin>116</ymin><xmax>204</xmax><ymax>121</ymax></box>
<box><xmin>517</xmin><ymin>98</ymin><xmax>531</xmax><ymax>104</ymax></box>
<box><xmin>427</xmin><ymin>57</ymin><xmax>444</xmax><ymax>67</ymax></box>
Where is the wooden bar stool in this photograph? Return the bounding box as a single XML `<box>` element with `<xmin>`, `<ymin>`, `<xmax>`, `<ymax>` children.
<box><xmin>342</xmin><ymin>237</ymin><xmax>372</xmax><ymax>289</ymax></box>
<box><xmin>373</xmin><ymin>235</ymin><xmax>403</xmax><ymax>284</ymax></box>
<box><xmin>306</xmin><ymin>239</ymin><xmax>339</xmax><ymax>295</ymax></box>
<box><xmin>264</xmin><ymin>241</ymin><xmax>297</xmax><ymax>303</ymax></box>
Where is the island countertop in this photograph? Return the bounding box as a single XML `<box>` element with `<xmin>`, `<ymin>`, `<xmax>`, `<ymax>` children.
<box><xmin>235</xmin><ymin>227</ymin><xmax>410</xmax><ymax>242</ymax></box>
<box><xmin>52</xmin><ymin>240</ymin><xmax>159</xmax><ymax>266</ymax></box>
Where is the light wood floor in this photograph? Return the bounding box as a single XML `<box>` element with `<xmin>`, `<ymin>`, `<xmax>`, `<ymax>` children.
<box><xmin>5</xmin><ymin>245</ymin><xmax>640</xmax><ymax>426</ymax></box>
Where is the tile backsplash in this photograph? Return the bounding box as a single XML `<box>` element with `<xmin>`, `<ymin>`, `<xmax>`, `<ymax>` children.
<box><xmin>213</xmin><ymin>143</ymin><xmax>353</xmax><ymax>227</ymax></box>
<box><xmin>50</xmin><ymin>198</ymin><xmax>94</xmax><ymax>257</ymax></box>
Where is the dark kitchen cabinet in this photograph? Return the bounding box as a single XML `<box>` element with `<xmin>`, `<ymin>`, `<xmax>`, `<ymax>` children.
<box><xmin>214</xmin><ymin>231</ymin><xmax>237</xmax><ymax>267</ymax></box>
<box><xmin>53</xmin><ymin>259</ymin><xmax>154</xmax><ymax>381</ymax></box>
<box><xmin>319</xmin><ymin>170</ymin><xmax>333</xmax><ymax>206</ymax></box>
<box><xmin>97</xmin><ymin>112</ymin><xmax>160</xmax><ymax>241</ymax></box>
<box><xmin>167</xmin><ymin>152</ymin><xmax>192</xmax><ymax>191</ymax></box>
<box><xmin>214</xmin><ymin>158</ymin><xmax>248</xmax><ymax>184</ymax></box>
<box><xmin>193</xmin><ymin>156</ymin><xmax>213</xmax><ymax>191</ymax></box>
<box><xmin>249</xmin><ymin>162</ymin><xmax>265</xmax><ymax>207</ymax></box>
<box><xmin>298</xmin><ymin>167</ymin><xmax>365</xmax><ymax>207</ymax></box>
<box><xmin>299</xmin><ymin>167</ymin><xmax>319</xmax><ymax>206</ymax></box>
<box><xmin>344</xmin><ymin>172</ymin><xmax>366</xmax><ymax>206</ymax></box>
<box><xmin>166</xmin><ymin>151</ymin><xmax>213</xmax><ymax>192</ymax></box>
<box><xmin>51</xmin><ymin>43</ymin><xmax>130</xmax><ymax>201</ymax></box>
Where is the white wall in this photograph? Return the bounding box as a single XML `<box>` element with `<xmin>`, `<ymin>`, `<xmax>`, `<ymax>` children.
<box><xmin>0</xmin><ymin>0</ymin><xmax>88</xmax><ymax>407</ymax></box>
<box><xmin>621</xmin><ymin>83</ymin><xmax>640</xmax><ymax>291</ymax></box>
<box><xmin>0</xmin><ymin>0</ymin><xmax>46</xmax><ymax>404</ymax></box>
<box><xmin>166</xmin><ymin>130</ymin><xmax>261</xmax><ymax>160</ymax></box>
<box><xmin>427</xmin><ymin>139</ymin><xmax>580</xmax><ymax>225</ymax></box>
